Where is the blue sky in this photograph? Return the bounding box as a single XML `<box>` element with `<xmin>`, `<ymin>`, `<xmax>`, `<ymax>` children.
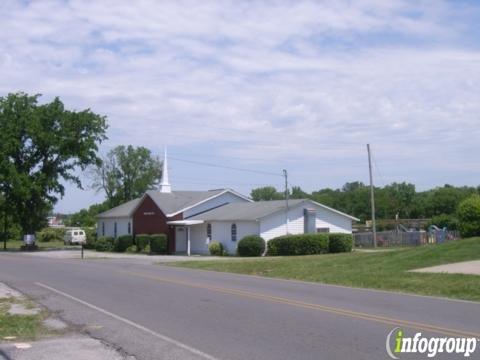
<box><xmin>1</xmin><ymin>0</ymin><xmax>480</xmax><ymax>213</ymax></box>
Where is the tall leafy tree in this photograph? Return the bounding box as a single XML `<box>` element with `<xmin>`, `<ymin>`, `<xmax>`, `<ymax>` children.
<box><xmin>250</xmin><ymin>186</ymin><xmax>284</xmax><ymax>201</ymax></box>
<box><xmin>0</xmin><ymin>92</ymin><xmax>107</xmax><ymax>234</ymax></box>
<box><xmin>91</xmin><ymin>145</ymin><xmax>162</xmax><ymax>207</ymax></box>
<box><xmin>378</xmin><ymin>182</ymin><xmax>416</xmax><ymax>218</ymax></box>
<box><xmin>290</xmin><ymin>186</ymin><xmax>308</xmax><ymax>199</ymax></box>
<box><xmin>65</xmin><ymin>201</ymin><xmax>111</xmax><ymax>227</ymax></box>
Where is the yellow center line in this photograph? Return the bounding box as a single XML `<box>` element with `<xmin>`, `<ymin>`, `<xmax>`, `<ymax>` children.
<box><xmin>119</xmin><ymin>270</ymin><xmax>480</xmax><ymax>339</ymax></box>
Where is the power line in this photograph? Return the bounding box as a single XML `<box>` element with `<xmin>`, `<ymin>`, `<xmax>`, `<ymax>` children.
<box><xmin>371</xmin><ymin>152</ymin><xmax>387</xmax><ymax>188</ymax></box>
<box><xmin>169</xmin><ymin>156</ymin><xmax>283</xmax><ymax>177</ymax></box>
<box><xmin>171</xmin><ymin>177</ymin><xmax>283</xmax><ymax>188</ymax></box>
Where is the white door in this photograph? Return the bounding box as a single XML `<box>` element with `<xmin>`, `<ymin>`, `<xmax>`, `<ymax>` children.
<box><xmin>175</xmin><ymin>227</ymin><xmax>187</xmax><ymax>253</ymax></box>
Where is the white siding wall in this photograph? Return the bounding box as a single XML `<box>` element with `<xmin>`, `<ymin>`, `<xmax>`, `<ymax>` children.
<box><xmin>260</xmin><ymin>203</ymin><xmax>353</xmax><ymax>241</ymax></box>
<box><xmin>260</xmin><ymin>206</ymin><xmax>305</xmax><ymax>240</ymax></box>
<box><xmin>183</xmin><ymin>192</ymin><xmax>249</xmax><ymax>218</ymax></box>
<box><xmin>190</xmin><ymin>223</ymin><xmax>209</xmax><ymax>254</ymax></box>
<box><xmin>96</xmin><ymin>218</ymin><xmax>132</xmax><ymax>238</ymax></box>
<box><xmin>189</xmin><ymin>221</ymin><xmax>259</xmax><ymax>255</ymax></box>
<box><xmin>314</xmin><ymin>207</ymin><xmax>352</xmax><ymax>233</ymax></box>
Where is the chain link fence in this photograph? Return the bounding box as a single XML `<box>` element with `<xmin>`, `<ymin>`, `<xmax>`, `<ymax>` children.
<box><xmin>354</xmin><ymin>230</ymin><xmax>460</xmax><ymax>248</ymax></box>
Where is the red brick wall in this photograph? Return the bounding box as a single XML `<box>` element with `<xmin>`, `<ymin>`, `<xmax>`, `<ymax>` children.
<box><xmin>132</xmin><ymin>194</ymin><xmax>183</xmax><ymax>254</ymax></box>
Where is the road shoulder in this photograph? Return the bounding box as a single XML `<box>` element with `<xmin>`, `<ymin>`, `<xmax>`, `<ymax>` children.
<box><xmin>0</xmin><ymin>282</ymin><xmax>131</xmax><ymax>360</ymax></box>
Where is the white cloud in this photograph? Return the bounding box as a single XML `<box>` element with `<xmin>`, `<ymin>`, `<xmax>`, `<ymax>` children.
<box><xmin>1</xmin><ymin>0</ymin><xmax>479</xmax><ymax>211</ymax></box>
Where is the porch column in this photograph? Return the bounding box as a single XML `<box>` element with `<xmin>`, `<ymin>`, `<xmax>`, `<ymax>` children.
<box><xmin>187</xmin><ymin>226</ymin><xmax>191</xmax><ymax>256</ymax></box>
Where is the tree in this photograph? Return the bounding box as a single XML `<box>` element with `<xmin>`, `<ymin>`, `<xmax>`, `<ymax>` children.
<box><xmin>422</xmin><ymin>185</ymin><xmax>476</xmax><ymax>217</ymax></box>
<box><xmin>334</xmin><ymin>182</ymin><xmax>371</xmax><ymax>222</ymax></box>
<box><xmin>250</xmin><ymin>186</ymin><xmax>284</xmax><ymax>201</ymax></box>
<box><xmin>91</xmin><ymin>145</ymin><xmax>162</xmax><ymax>207</ymax></box>
<box><xmin>379</xmin><ymin>182</ymin><xmax>416</xmax><ymax>218</ymax></box>
<box><xmin>0</xmin><ymin>92</ymin><xmax>107</xmax><ymax>234</ymax></box>
<box><xmin>457</xmin><ymin>195</ymin><xmax>480</xmax><ymax>237</ymax></box>
<box><xmin>290</xmin><ymin>186</ymin><xmax>308</xmax><ymax>199</ymax></box>
<box><xmin>65</xmin><ymin>202</ymin><xmax>111</xmax><ymax>228</ymax></box>
<box><xmin>311</xmin><ymin>188</ymin><xmax>339</xmax><ymax>209</ymax></box>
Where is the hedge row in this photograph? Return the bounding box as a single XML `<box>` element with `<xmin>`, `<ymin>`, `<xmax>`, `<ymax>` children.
<box><xmin>237</xmin><ymin>235</ymin><xmax>265</xmax><ymax>257</ymax></box>
<box><xmin>135</xmin><ymin>233</ymin><xmax>168</xmax><ymax>254</ymax></box>
<box><xmin>89</xmin><ymin>233</ymin><xmax>168</xmax><ymax>254</ymax></box>
<box><xmin>150</xmin><ymin>234</ymin><xmax>168</xmax><ymax>254</ymax></box>
<box><xmin>267</xmin><ymin>233</ymin><xmax>352</xmax><ymax>256</ymax></box>
<box><xmin>328</xmin><ymin>233</ymin><xmax>353</xmax><ymax>253</ymax></box>
<box><xmin>114</xmin><ymin>235</ymin><xmax>134</xmax><ymax>252</ymax></box>
<box><xmin>95</xmin><ymin>236</ymin><xmax>115</xmax><ymax>252</ymax></box>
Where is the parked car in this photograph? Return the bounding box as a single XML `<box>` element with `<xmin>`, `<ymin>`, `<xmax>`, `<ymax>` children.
<box><xmin>64</xmin><ymin>229</ymin><xmax>87</xmax><ymax>245</ymax></box>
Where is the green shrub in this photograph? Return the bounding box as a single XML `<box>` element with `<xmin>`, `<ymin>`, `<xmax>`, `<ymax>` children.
<box><xmin>237</xmin><ymin>235</ymin><xmax>265</xmax><ymax>257</ymax></box>
<box><xmin>114</xmin><ymin>235</ymin><xmax>133</xmax><ymax>252</ymax></box>
<box><xmin>458</xmin><ymin>195</ymin><xmax>480</xmax><ymax>237</ymax></box>
<box><xmin>135</xmin><ymin>234</ymin><xmax>150</xmax><ymax>252</ymax></box>
<box><xmin>36</xmin><ymin>228</ymin><xmax>66</xmax><ymax>242</ymax></box>
<box><xmin>95</xmin><ymin>236</ymin><xmax>115</xmax><ymax>252</ymax></box>
<box><xmin>267</xmin><ymin>234</ymin><xmax>329</xmax><ymax>256</ymax></box>
<box><xmin>208</xmin><ymin>241</ymin><xmax>224</xmax><ymax>256</ymax></box>
<box><xmin>142</xmin><ymin>244</ymin><xmax>151</xmax><ymax>254</ymax></box>
<box><xmin>150</xmin><ymin>234</ymin><xmax>168</xmax><ymax>254</ymax></box>
<box><xmin>126</xmin><ymin>245</ymin><xmax>137</xmax><ymax>253</ymax></box>
<box><xmin>328</xmin><ymin>233</ymin><xmax>353</xmax><ymax>253</ymax></box>
<box><xmin>83</xmin><ymin>228</ymin><xmax>97</xmax><ymax>249</ymax></box>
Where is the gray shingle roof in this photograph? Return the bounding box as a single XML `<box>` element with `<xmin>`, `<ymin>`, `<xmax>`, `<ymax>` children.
<box><xmin>188</xmin><ymin>199</ymin><xmax>360</xmax><ymax>221</ymax></box>
<box><xmin>96</xmin><ymin>198</ymin><xmax>142</xmax><ymax>218</ymax></box>
<box><xmin>146</xmin><ymin>190</ymin><xmax>225</xmax><ymax>215</ymax></box>
<box><xmin>188</xmin><ymin>199</ymin><xmax>306</xmax><ymax>221</ymax></box>
<box><xmin>96</xmin><ymin>189</ymin><xmax>228</xmax><ymax>219</ymax></box>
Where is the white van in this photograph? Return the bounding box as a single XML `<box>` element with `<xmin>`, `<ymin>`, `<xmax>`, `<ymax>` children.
<box><xmin>64</xmin><ymin>229</ymin><xmax>87</xmax><ymax>245</ymax></box>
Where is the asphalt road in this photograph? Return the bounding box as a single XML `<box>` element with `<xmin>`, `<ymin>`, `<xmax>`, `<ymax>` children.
<box><xmin>0</xmin><ymin>252</ymin><xmax>479</xmax><ymax>360</ymax></box>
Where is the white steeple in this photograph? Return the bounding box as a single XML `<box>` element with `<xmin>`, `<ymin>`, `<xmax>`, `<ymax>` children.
<box><xmin>159</xmin><ymin>147</ymin><xmax>172</xmax><ymax>193</ymax></box>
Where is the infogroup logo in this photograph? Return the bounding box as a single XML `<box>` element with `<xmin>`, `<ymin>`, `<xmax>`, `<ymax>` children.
<box><xmin>386</xmin><ymin>328</ymin><xmax>478</xmax><ymax>359</ymax></box>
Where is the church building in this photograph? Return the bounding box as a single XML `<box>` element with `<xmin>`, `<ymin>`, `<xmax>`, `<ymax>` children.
<box><xmin>96</xmin><ymin>150</ymin><xmax>358</xmax><ymax>255</ymax></box>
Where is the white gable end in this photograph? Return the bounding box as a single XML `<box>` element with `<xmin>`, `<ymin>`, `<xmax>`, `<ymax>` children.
<box><xmin>260</xmin><ymin>201</ymin><xmax>353</xmax><ymax>240</ymax></box>
<box><xmin>183</xmin><ymin>191</ymin><xmax>251</xmax><ymax>218</ymax></box>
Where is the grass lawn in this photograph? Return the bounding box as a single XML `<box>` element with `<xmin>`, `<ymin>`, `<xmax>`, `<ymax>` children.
<box><xmin>0</xmin><ymin>298</ymin><xmax>53</xmax><ymax>341</ymax></box>
<box><xmin>0</xmin><ymin>240</ymin><xmax>73</xmax><ymax>251</ymax></box>
<box><xmin>170</xmin><ymin>237</ymin><xmax>480</xmax><ymax>302</ymax></box>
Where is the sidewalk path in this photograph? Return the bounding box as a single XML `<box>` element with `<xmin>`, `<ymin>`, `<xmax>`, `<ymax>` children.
<box><xmin>412</xmin><ymin>260</ymin><xmax>480</xmax><ymax>275</ymax></box>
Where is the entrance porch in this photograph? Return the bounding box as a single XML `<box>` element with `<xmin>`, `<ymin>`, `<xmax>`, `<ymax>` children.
<box><xmin>167</xmin><ymin>220</ymin><xmax>204</xmax><ymax>256</ymax></box>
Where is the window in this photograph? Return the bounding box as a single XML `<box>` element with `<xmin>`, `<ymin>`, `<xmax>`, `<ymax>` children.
<box><xmin>317</xmin><ymin>227</ymin><xmax>330</xmax><ymax>233</ymax></box>
<box><xmin>102</xmin><ymin>222</ymin><xmax>105</xmax><ymax>236</ymax></box>
<box><xmin>231</xmin><ymin>223</ymin><xmax>237</xmax><ymax>242</ymax></box>
<box><xmin>207</xmin><ymin>223</ymin><xmax>212</xmax><ymax>240</ymax></box>
<box><xmin>114</xmin><ymin>222</ymin><xmax>117</xmax><ymax>238</ymax></box>
<box><xmin>128</xmin><ymin>222</ymin><xmax>131</xmax><ymax>234</ymax></box>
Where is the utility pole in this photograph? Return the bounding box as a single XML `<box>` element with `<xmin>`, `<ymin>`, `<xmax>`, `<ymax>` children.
<box><xmin>2</xmin><ymin>205</ymin><xmax>6</xmax><ymax>251</ymax></box>
<box><xmin>283</xmin><ymin>169</ymin><xmax>289</xmax><ymax>234</ymax></box>
<box><xmin>367</xmin><ymin>144</ymin><xmax>377</xmax><ymax>247</ymax></box>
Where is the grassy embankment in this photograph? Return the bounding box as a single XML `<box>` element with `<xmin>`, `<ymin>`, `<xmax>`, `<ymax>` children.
<box><xmin>170</xmin><ymin>237</ymin><xmax>480</xmax><ymax>301</ymax></box>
